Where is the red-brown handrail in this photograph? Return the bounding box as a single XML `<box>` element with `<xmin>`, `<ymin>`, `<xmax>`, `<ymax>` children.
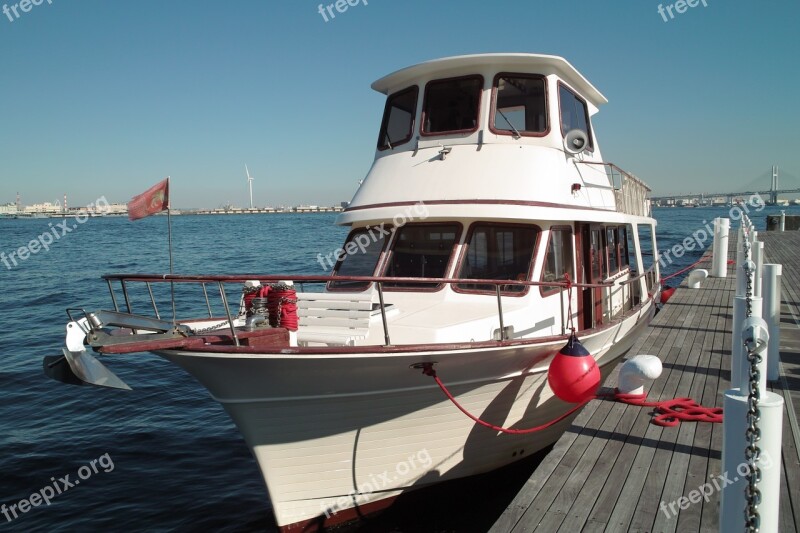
<box><xmin>101</xmin><ymin>272</ymin><xmax>614</xmax><ymax>290</ymax></box>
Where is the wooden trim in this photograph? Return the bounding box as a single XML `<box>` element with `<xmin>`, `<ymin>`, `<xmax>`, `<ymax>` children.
<box><xmin>97</xmin><ymin>328</ymin><xmax>289</xmax><ymax>354</ymax></box>
<box><xmin>343</xmin><ymin>198</ymin><xmax>615</xmax><ymax>214</ymax></box>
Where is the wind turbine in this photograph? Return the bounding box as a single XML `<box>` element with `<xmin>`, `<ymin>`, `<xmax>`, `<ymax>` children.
<box><xmin>245</xmin><ymin>165</ymin><xmax>254</xmax><ymax>209</ymax></box>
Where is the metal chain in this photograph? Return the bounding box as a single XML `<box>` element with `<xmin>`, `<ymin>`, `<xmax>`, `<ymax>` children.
<box><xmin>191</xmin><ymin>317</ymin><xmax>241</xmax><ymax>334</ymax></box>
<box><xmin>742</xmin><ymin>232</ymin><xmax>762</xmax><ymax>532</ymax></box>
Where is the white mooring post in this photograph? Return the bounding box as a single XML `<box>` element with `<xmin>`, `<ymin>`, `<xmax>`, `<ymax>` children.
<box><xmin>734</xmin><ymin>296</ymin><xmax>763</xmax><ymax>392</ymax></box>
<box><xmin>721</xmin><ymin>389</ymin><xmax>784</xmax><ymax>533</ymax></box>
<box><xmin>721</xmin><ymin>225</ymin><xmax>783</xmax><ymax>533</ymax></box>
<box><xmin>731</xmin><ymin>295</ymin><xmax>747</xmax><ymax>386</ymax></box>
<box><xmin>688</xmin><ymin>269</ymin><xmax>708</xmax><ymax>289</ymax></box>
<box><xmin>711</xmin><ymin>217</ymin><xmax>730</xmax><ymax>278</ymax></box>
<box><xmin>763</xmin><ymin>264</ymin><xmax>783</xmax><ymax>381</ymax></box>
<box><xmin>735</xmin><ymin>227</ymin><xmax>746</xmax><ymax>297</ymax></box>
<box><xmin>753</xmin><ymin>242</ymin><xmax>764</xmax><ymax>298</ymax></box>
<box><xmin>780</xmin><ymin>210</ymin><xmax>786</xmax><ymax>232</ymax></box>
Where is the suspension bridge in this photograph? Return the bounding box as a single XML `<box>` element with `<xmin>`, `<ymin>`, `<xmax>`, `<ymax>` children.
<box><xmin>651</xmin><ymin>166</ymin><xmax>800</xmax><ymax>206</ymax></box>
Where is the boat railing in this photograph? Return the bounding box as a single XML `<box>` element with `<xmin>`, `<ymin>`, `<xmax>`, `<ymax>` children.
<box><xmin>94</xmin><ymin>272</ymin><xmax>650</xmax><ymax>348</ymax></box>
<box><xmin>579</xmin><ymin>162</ymin><xmax>652</xmax><ymax>218</ymax></box>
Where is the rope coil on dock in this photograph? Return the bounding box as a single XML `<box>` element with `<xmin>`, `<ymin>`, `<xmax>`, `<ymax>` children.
<box><xmin>420</xmin><ymin>364</ymin><xmax>724</xmax><ymax>434</ymax></box>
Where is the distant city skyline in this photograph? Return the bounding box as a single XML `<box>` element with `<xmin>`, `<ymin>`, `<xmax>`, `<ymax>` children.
<box><xmin>1</xmin><ymin>1</ymin><xmax>797</xmax><ymax>207</ymax></box>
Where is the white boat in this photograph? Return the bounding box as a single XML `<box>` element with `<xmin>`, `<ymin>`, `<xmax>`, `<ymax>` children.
<box><xmin>49</xmin><ymin>53</ymin><xmax>661</xmax><ymax>531</ymax></box>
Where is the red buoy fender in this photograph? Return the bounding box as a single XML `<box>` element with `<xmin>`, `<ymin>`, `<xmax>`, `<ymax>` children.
<box><xmin>547</xmin><ymin>334</ymin><xmax>601</xmax><ymax>403</ymax></box>
<box><xmin>661</xmin><ymin>285</ymin><xmax>676</xmax><ymax>304</ymax></box>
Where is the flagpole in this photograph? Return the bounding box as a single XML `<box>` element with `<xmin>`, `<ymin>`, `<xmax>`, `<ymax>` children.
<box><xmin>166</xmin><ymin>176</ymin><xmax>176</xmax><ymax>328</ymax></box>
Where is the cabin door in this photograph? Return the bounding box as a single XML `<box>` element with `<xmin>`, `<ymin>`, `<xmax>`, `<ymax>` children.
<box><xmin>576</xmin><ymin>223</ymin><xmax>604</xmax><ymax>329</ymax></box>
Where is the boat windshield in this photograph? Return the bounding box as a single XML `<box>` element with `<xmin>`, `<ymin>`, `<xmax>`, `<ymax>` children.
<box><xmin>329</xmin><ymin>227</ymin><xmax>389</xmax><ymax>290</ymax></box>
<box><xmin>383</xmin><ymin>223</ymin><xmax>461</xmax><ymax>289</ymax></box>
<box><xmin>377</xmin><ymin>86</ymin><xmax>418</xmax><ymax>151</ymax></box>
<box><xmin>457</xmin><ymin>224</ymin><xmax>538</xmax><ymax>294</ymax></box>
<box><xmin>491</xmin><ymin>74</ymin><xmax>547</xmax><ymax>136</ymax></box>
<box><xmin>422</xmin><ymin>76</ymin><xmax>482</xmax><ymax>135</ymax></box>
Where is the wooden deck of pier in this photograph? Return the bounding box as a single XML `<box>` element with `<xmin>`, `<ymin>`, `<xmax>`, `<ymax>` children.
<box><xmin>491</xmin><ymin>231</ymin><xmax>800</xmax><ymax>533</ymax></box>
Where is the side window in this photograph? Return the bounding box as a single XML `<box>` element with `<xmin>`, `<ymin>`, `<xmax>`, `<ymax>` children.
<box><xmin>457</xmin><ymin>224</ymin><xmax>538</xmax><ymax>294</ymax></box>
<box><xmin>542</xmin><ymin>228</ymin><xmax>575</xmax><ymax>295</ymax></box>
<box><xmin>559</xmin><ymin>84</ymin><xmax>594</xmax><ymax>151</ymax></box>
<box><xmin>491</xmin><ymin>74</ymin><xmax>547</xmax><ymax>136</ymax></box>
<box><xmin>329</xmin><ymin>227</ymin><xmax>390</xmax><ymax>290</ymax></box>
<box><xmin>618</xmin><ymin>226</ymin><xmax>630</xmax><ymax>269</ymax></box>
<box><xmin>422</xmin><ymin>76</ymin><xmax>483</xmax><ymax>135</ymax></box>
<box><xmin>590</xmin><ymin>229</ymin><xmax>603</xmax><ymax>281</ymax></box>
<box><xmin>607</xmin><ymin>227</ymin><xmax>618</xmax><ymax>275</ymax></box>
<box><xmin>377</xmin><ymin>86</ymin><xmax>418</xmax><ymax>150</ymax></box>
<box><xmin>384</xmin><ymin>224</ymin><xmax>460</xmax><ymax>289</ymax></box>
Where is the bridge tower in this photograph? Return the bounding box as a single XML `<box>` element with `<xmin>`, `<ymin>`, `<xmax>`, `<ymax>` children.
<box><xmin>771</xmin><ymin>165</ymin><xmax>779</xmax><ymax>205</ymax></box>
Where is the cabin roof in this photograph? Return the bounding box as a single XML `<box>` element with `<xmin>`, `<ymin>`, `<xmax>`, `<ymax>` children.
<box><xmin>371</xmin><ymin>53</ymin><xmax>608</xmax><ymax>107</ymax></box>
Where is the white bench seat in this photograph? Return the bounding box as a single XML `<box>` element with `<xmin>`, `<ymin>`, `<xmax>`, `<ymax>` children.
<box><xmin>295</xmin><ymin>291</ymin><xmax>375</xmax><ymax>346</ymax></box>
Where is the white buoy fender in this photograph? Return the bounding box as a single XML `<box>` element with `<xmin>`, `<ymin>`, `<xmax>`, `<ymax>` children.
<box><xmin>618</xmin><ymin>355</ymin><xmax>663</xmax><ymax>395</ymax></box>
<box><xmin>687</xmin><ymin>269</ymin><xmax>708</xmax><ymax>289</ymax></box>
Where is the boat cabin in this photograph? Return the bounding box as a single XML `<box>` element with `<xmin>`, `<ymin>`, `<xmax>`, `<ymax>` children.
<box><xmin>319</xmin><ymin>54</ymin><xmax>658</xmax><ymax>345</ymax></box>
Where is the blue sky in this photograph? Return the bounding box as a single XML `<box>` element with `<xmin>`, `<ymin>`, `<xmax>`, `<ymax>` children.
<box><xmin>0</xmin><ymin>0</ymin><xmax>797</xmax><ymax>208</ymax></box>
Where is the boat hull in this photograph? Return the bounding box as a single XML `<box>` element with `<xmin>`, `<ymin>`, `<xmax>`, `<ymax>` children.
<box><xmin>157</xmin><ymin>300</ymin><xmax>655</xmax><ymax>531</ymax></box>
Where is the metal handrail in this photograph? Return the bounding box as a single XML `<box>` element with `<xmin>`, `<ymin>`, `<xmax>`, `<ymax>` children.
<box><xmin>578</xmin><ymin>161</ymin><xmax>652</xmax><ymax>192</ymax></box>
<box><xmin>98</xmin><ymin>273</ymin><xmax>650</xmax><ymax>348</ymax></box>
<box><xmin>102</xmin><ymin>272</ymin><xmax>614</xmax><ymax>290</ymax></box>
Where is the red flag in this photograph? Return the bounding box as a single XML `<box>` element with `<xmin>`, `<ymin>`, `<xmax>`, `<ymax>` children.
<box><xmin>127</xmin><ymin>178</ymin><xmax>169</xmax><ymax>221</ymax></box>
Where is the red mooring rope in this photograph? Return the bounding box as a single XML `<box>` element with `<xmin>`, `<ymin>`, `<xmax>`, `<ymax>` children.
<box><xmin>661</xmin><ymin>257</ymin><xmax>735</xmax><ymax>283</ymax></box>
<box><xmin>421</xmin><ymin>364</ymin><xmax>589</xmax><ymax>434</ymax></box>
<box><xmin>612</xmin><ymin>392</ymin><xmax>723</xmax><ymax>427</ymax></box>
<box><xmin>420</xmin><ymin>364</ymin><xmax>723</xmax><ymax>433</ymax></box>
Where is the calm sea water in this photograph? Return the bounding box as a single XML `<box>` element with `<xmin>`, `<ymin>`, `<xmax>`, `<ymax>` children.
<box><xmin>0</xmin><ymin>205</ymin><xmax>796</xmax><ymax>532</ymax></box>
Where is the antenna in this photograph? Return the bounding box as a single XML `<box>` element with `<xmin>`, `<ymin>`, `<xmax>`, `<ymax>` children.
<box><xmin>245</xmin><ymin>165</ymin><xmax>254</xmax><ymax>209</ymax></box>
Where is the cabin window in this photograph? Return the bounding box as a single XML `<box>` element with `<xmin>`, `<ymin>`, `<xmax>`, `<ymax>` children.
<box><xmin>383</xmin><ymin>223</ymin><xmax>460</xmax><ymax>289</ymax></box>
<box><xmin>542</xmin><ymin>227</ymin><xmax>574</xmax><ymax>295</ymax></box>
<box><xmin>329</xmin><ymin>227</ymin><xmax>390</xmax><ymax>290</ymax></box>
<box><xmin>618</xmin><ymin>226</ymin><xmax>630</xmax><ymax>269</ymax></box>
<box><xmin>590</xmin><ymin>228</ymin><xmax>604</xmax><ymax>281</ymax></box>
<box><xmin>606</xmin><ymin>227</ymin><xmax>619</xmax><ymax>275</ymax></box>
<box><xmin>377</xmin><ymin>86</ymin><xmax>418</xmax><ymax>151</ymax></box>
<box><xmin>491</xmin><ymin>74</ymin><xmax>547</xmax><ymax>136</ymax></box>
<box><xmin>456</xmin><ymin>224</ymin><xmax>538</xmax><ymax>294</ymax></box>
<box><xmin>422</xmin><ymin>75</ymin><xmax>483</xmax><ymax>135</ymax></box>
<box><xmin>559</xmin><ymin>83</ymin><xmax>594</xmax><ymax>151</ymax></box>
<box><xmin>638</xmin><ymin>223</ymin><xmax>658</xmax><ymax>292</ymax></box>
